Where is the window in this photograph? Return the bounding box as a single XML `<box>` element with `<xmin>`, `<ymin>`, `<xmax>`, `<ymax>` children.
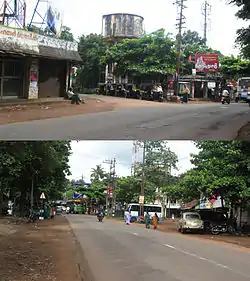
<box><xmin>145</xmin><ymin>206</ymin><xmax>161</xmax><ymax>213</ymax></box>
<box><xmin>130</xmin><ymin>205</ymin><xmax>140</xmax><ymax>212</ymax></box>
<box><xmin>4</xmin><ymin>61</ymin><xmax>15</xmax><ymax>77</ymax></box>
<box><xmin>185</xmin><ymin>213</ymin><xmax>200</xmax><ymax>220</ymax></box>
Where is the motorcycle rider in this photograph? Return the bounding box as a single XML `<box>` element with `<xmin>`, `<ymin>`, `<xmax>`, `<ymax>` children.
<box><xmin>97</xmin><ymin>206</ymin><xmax>104</xmax><ymax>218</ymax></box>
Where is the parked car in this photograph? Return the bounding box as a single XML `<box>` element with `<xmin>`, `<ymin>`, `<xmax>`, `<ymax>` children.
<box><xmin>178</xmin><ymin>212</ymin><xmax>204</xmax><ymax>234</ymax></box>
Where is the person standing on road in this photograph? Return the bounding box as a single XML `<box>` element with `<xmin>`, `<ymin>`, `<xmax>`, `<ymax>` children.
<box><xmin>182</xmin><ymin>85</ymin><xmax>190</xmax><ymax>103</ymax></box>
<box><xmin>125</xmin><ymin>211</ymin><xmax>131</xmax><ymax>225</ymax></box>
<box><xmin>145</xmin><ymin>212</ymin><xmax>150</xmax><ymax>229</ymax></box>
<box><xmin>153</xmin><ymin>213</ymin><xmax>159</xmax><ymax>230</ymax></box>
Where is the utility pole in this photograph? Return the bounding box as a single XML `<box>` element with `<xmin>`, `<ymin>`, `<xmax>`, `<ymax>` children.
<box><xmin>174</xmin><ymin>0</ymin><xmax>187</xmax><ymax>76</ymax></box>
<box><xmin>174</xmin><ymin>0</ymin><xmax>187</xmax><ymax>96</ymax></box>
<box><xmin>140</xmin><ymin>141</ymin><xmax>146</xmax><ymax>216</ymax></box>
<box><xmin>202</xmin><ymin>0</ymin><xmax>211</xmax><ymax>46</ymax></box>
<box><xmin>111</xmin><ymin>158</ymin><xmax>116</xmax><ymax>217</ymax></box>
<box><xmin>103</xmin><ymin>158</ymin><xmax>116</xmax><ymax>216</ymax></box>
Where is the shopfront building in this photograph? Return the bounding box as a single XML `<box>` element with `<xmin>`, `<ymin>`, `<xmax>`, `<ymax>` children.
<box><xmin>0</xmin><ymin>25</ymin><xmax>81</xmax><ymax>100</ymax></box>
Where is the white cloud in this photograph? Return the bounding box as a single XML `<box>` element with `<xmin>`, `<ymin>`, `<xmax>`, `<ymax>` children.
<box><xmin>68</xmin><ymin>141</ymin><xmax>199</xmax><ymax>182</ymax></box>
<box><xmin>25</xmin><ymin>0</ymin><xmax>246</xmax><ymax>55</ymax></box>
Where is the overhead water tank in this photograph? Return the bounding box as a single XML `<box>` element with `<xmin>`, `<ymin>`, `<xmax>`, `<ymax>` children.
<box><xmin>102</xmin><ymin>13</ymin><xmax>144</xmax><ymax>40</ymax></box>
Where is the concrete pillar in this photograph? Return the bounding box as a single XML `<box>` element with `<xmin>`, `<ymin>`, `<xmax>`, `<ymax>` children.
<box><xmin>65</xmin><ymin>61</ymin><xmax>71</xmax><ymax>91</ymax></box>
<box><xmin>28</xmin><ymin>59</ymin><xmax>39</xmax><ymax>99</ymax></box>
<box><xmin>105</xmin><ymin>64</ymin><xmax>109</xmax><ymax>84</ymax></box>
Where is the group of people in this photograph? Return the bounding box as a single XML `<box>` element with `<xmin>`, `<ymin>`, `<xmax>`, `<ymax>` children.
<box><xmin>125</xmin><ymin>211</ymin><xmax>159</xmax><ymax>230</ymax></box>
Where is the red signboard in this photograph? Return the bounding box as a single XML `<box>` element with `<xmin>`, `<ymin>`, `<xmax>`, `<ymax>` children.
<box><xmin>195</xmin><ymin>54</ymin><xmax>219</xmax><ymax>73</ymax></box>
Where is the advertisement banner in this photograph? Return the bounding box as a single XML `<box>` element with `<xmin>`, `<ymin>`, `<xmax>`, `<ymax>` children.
<box><xmin>0</xmin><ymin>25</ymin><xmax>39</xmax><ymax>54</ymax></box>
<box><xmin>195</xmin><ymin>54</ymin><xmax>219</xmax><ymax>73</ymax></box>
<box><xmin>47</xmin><ymin>5</ymin><xmax>62</xmax><ymax>37</ymax></box>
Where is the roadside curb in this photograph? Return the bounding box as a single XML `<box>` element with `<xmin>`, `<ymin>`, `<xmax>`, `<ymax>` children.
<box><xmin>65</xmin><ymin>216</ymin><xmax>96</xmax><ymax>281</ymax></box>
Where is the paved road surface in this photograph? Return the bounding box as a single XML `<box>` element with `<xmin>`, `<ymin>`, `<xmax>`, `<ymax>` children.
<box><xmin>0</xmin><ymin>99</ymin><xmax>249</xmax><ymax>140</ymax></box>
<box><xmin>67</xmin><ymin>215</ymin><xmax>250</xmax><ymax>281</ymax></box>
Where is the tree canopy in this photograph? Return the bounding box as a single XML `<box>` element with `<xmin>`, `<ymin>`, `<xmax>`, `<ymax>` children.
<box><xmin>77</xmin><ymin>34</ymin><xmax>107</xmax><ymax>89</ymax></box>
<box><xmin>0</xmin><ymin>141</ymin><xmax>71</xmax><ymax>215</ymax></box>
<box><xmin>180</xmin><ymin>141</ymin><xmax>250</xmax><ymax>210</ymax></box>
<box><xmin>103</xmin><ymin>29</ymin><xmax>177</xmax><ymax>80</ymax></box>
<box><xmin>228</xmin><ymin>0</ymin><xmax>250</xmax><ymax>59</ymax></box>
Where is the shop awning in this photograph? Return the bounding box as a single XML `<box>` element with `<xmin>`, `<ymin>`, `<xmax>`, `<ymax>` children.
<box><xmin>39</xmin><ymin>45</ymin><xmax>82</xmax><ymax>62</ymax></box>
<box><xmin>0</xmin><ymin>26</ymin><xmax>82</xmax><ymax>62</ymax></box>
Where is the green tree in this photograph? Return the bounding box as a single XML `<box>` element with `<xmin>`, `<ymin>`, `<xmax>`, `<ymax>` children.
<box><xmin>0</xmin><ymin>141</ymin><xmax>71</xmax><ymax>216</ymax></box>
<box><xmin>77</xmin><ymin>34</ymin><xmax>107</xmax><ymax>89</ymax></box>
<box><xmin>182</xmin><ymin>30</ymin><xmax>206</xmax><ymax>46</ymax></box>
<box><xmin>60</xmin><ymin>26</ymin><xmax>74</xmax><ymax>42</ymax></box>
<box><xmin>135</xmin><ymin>141</ymin><xmax>178</xmax><ymax>188</ymax></box>
<box><xmin>104</xmin><ymin>29</ymin><xmax>177</xmax><ymax>81</ymax></box>
<box><xmin>219</xmin><ymin>55</ymin><xmax>250</xmax><ymax>79</ymax></box>
<box><xmin>180</xmin><ymin>141</ymin><xmax>250</xmax><ymax>214</ymax></box>
<box><xmin>228</xmin><ymin>0</ymin><xmax>250</xmax><ymax>58</ymax></box>
<box><xmin>90</xmin><ymin>165</ymin><xmax>107</xmax><ymax>182</ymax></box>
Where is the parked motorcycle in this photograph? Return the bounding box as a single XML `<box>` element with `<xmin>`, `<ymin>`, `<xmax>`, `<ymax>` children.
<box><xmin>209</xmin><ymin>223</ymin><xmax>227</xmax><ymax>235</ymax></box>
<box><xmin>152</xmin><ymin>85</ymin><xmax>164</xmax><ymax>102</ymax></box>
<box><xmin>27</xmin><ymin>210</ymin><xmax>40</xmax><ymax>223</ymax></box>
<box><xmin>221</xmin><ymin>96</ymin><xmax>230</xmax><ymax>105</ymax></box>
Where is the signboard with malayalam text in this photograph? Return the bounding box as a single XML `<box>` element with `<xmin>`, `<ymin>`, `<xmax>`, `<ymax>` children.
<box><xmin>195</xmin><ymin>54</ymin><xmax>219</xmax><ymax>73</ymax></box>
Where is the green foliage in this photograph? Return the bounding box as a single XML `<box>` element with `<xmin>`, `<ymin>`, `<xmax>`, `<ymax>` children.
<box><xmin>180</xmin><ymin>141</ymin><xmax>250</xmax><ymax>208</ymax></box>
<box><xmin>182</xmin><ymin>30</ymin><xmax>206</xmax><ymax>46</ymax></box>
<box><xmin>228</xmin><ymin>0</ymin><xmax>250</xmax><ymax>58</ymax></box>
<box><xmin>103</xmin><ymin>29</ymin><xmax>177</xmax><ymax>79</ymax></box>
<box><xmin>219</xmin><ymin>56</ymin><xmax>250</xmax><ymax>79</ymax></box>
<box><xmin>60</xmin><ymin>26</ymin><xmax>74</xmax><ymax>42</ymax></box>
<box><xmin>77</xmin><ymin>34</ymin><xmax>107</xmax><ymax>89</ymax></box>
<box><xmin>135</xmin><ymin>141</ymin><xmax>178</xmax><ymax>188</ymax></box>
<box><xmin>0</xmin><ymin>141</ymin><xmax>71</xmax><ymax>215</ymax></box>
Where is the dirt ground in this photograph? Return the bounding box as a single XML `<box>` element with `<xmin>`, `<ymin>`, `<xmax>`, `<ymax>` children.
<box><xmin>0</xmin><ymin>215</ymin><xmax>83</xmax><ymax>281</ymax></box>
<box><xmin>0</xmin><ymin>99</ymin><xmax>114</xmax><ymax>125</ymax></box>
<box><xmin>236</xmin><ymin>122</ymin><xmax>250</xmax><ymax>140</ymax></box>
<box><xmin>0</xmin><ymin>95</ymin><xmax>215</xmax><ymax>125</ymax></box>
<box><xmin>157</xmin><ymin>220</ymin><xmax>250</xmax><ymax>249</ymax></box>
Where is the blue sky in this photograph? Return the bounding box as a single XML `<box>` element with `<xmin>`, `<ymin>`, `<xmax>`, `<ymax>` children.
<box><xmin>25</xmin><ymin>0</ymin><xmax>246</xmax><ymax>56</ymax></box>
<box><xmin>68</xmin><ymin>141</ymin><xmax>199</xmax><ymax>182</ymax></box>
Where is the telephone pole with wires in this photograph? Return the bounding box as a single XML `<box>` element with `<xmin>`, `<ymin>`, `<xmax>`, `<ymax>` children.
<box><xmin>202</xmin><ymin>0</ymin><xmax>211</xmax><ymax>46</ymax></box>
<box><xmin>173</xmin><ymin>0</ymin><xmax>187</xmax><ymax>97</ymax></box>
<box><xmin>103</xmin><ymin>158</ymin><xmax>116</xmax><ymax>216</ymax></box>
<box><xmin>174</xmin><ymin>0</ymin><xmax>187</xmax><ymax>76</ymax></box>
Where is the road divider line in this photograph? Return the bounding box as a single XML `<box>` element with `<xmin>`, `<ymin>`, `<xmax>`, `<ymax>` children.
<box><xmin>164</xmin><ymin>244</ymin><xmax>175</xmax><ymax>249</ymax></box>
<box><xmin>164</xmin><ymin>244</ymin><xmax>231</xmax><ymax>270</ymax></box>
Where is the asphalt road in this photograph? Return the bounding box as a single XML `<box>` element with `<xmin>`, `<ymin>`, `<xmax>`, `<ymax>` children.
<box><xmin>0</xmin><ymin>99</ymin><xmax>249</xmax><ymax>140</ymax></box>
<box><xmin>67</xmin><ymin>215</ymin><xmax>250</xmax><ymax>281</ymax></box>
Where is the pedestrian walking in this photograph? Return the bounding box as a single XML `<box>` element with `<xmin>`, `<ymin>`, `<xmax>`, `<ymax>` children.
<box><xmin>125</xmin><ymin>211</ymin><xmax>131</xmax><ymax>225</ymax></box>
<box><xmin>153</xmin><ymin>213</ymin><xmax>159</xmax><ymax>230</ymax></box>
<box><xmin>145</xmin><ymin>212</ymin><xmax>150</xmax><ymax>229</ymax></box>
